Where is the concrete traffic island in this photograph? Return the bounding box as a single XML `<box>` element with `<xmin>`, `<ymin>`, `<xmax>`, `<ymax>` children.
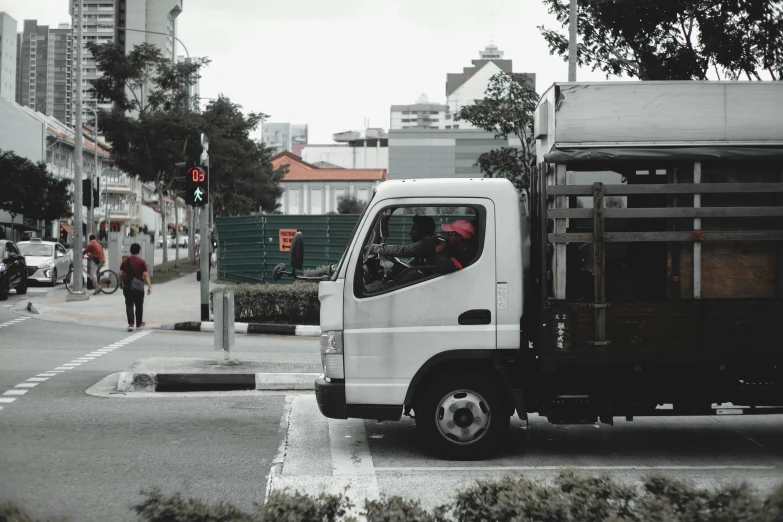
<box><xmin>116</xmin><ymin>357</ymin><xmax>320</xmax><ymax>393</ymax></box>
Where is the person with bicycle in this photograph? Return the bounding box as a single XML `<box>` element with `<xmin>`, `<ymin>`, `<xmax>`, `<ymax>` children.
<box><xmin>82</xmin><ymin>234</ymin><xmax>106</xmax><ymax>295</ymax></box>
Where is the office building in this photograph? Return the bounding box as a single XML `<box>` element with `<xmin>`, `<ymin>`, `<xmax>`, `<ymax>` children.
<box><xmin>0</xmin><ymin>12</ymin><xmax>17</xmax><ymax>102</ymax></box>
<box><xmin>390</xmin><ymin>94</ymin><xmax>447</xmax><ymax>130</ymax></box>
<box><xmin>262</xmin><ymin>122</ymin><xmax>309</xmax><ymax>155</ymax></box>
<box><xmin>301</xmin><ymin>128</ymin><xmax>388</xmax><ymax>170</ymax></box>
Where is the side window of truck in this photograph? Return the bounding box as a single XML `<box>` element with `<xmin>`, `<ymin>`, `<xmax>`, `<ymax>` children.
<box><xmin>354</xmin><ymin>205</ymin><xmax>484</xmax><ymax>298</ymax></box>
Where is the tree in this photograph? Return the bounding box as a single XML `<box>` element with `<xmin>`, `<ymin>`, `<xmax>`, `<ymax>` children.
<box><xmin>455</xmin><ymin>73</ymin><xmax>539</xmax><ymax>192</ymax></box>
<box><xmin>200</xmin><ymin>96</ymin><xmax>285</xmax><ymax>216</ymax></box>
<box><xmin>337</xmin><ymin>195</ymin><xmax>366</xmax><ymax>214</ymax></box>
<box><xmin>539</xmin><ymin>0</ymin><xmax>783</xmax><ymax>81</ymax></box>
<box><xmin>0</xmin><ymin>149</ymin><xmax>72</xmax><ymax>233</ymax></box>
<box><xmin>88</xmin><ymin>41</ymin><xmax>207</xmax><ymax>270</ymax></box>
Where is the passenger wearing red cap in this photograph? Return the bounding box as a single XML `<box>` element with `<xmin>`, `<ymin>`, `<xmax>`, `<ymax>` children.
<box><xmin>435</xmin><ymin>219</ymin><xmax>477</xmax><ymax>274</ymax></box>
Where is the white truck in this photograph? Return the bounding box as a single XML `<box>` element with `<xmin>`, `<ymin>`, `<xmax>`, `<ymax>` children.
<box><xmin>275</xmin><ymin>81</ymin><xmax>783</xmax><ymax>460</ymax></box>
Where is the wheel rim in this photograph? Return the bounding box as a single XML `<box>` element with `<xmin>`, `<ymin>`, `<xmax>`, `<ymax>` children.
<box><xmin>435</xmin><ymin>389</ymin><xmax>491</xmax><ymax>445</ymax></box>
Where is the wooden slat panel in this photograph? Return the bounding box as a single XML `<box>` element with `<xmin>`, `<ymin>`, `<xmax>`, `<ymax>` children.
<box><xmin>549</xmin><ymin>207</ymin><xmax>783</xmax><ymax>219</ymax></box>
<box><xmin>547</xmin><ymin>183</ymin><xmax>783</xmax><ymax>196</ymax></box>
<box><xmin>548</xmin><ymin>231</ymin><xmax>783</xmax><ymax>243</ymax></box>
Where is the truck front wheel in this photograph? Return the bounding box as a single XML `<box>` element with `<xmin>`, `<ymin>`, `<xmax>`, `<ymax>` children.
<box><xmin>415</xmin><ymin>373</ymin><xmax>509</xmax><ymax>460</ymax></box>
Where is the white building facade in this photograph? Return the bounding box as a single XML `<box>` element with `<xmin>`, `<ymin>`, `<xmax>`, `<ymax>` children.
<box><xmin>262</xmin><ymin>122</ymin><xmax>309</xmax><ymax>155</ymax></box>
<box><xmin>272</xmin><ymin>151</ymin><xmax>386</xmax><ymax>215</ymax></box>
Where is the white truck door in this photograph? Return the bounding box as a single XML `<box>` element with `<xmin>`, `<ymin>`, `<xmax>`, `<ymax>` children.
<box><xmin>342</xmin><ymin>198</ymin><xmax>497</xmax><ymax>406</ymax></box>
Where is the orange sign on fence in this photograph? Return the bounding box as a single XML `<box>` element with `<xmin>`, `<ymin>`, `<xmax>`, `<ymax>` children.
<box><xmin>279</xmin><ymin>229</ymin><xmax>297</xmax><ymax>252</ymax></box>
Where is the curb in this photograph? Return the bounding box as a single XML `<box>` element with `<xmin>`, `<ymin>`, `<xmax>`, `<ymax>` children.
<box><xmin>161</xmin><ymin>321</ymin><xmax>322</xmax><ymax>337</ymax></box>
<box><xmin>117</xmin><ymin>372</ymin><xmax>319</xmax><ymax>393</ymax></box>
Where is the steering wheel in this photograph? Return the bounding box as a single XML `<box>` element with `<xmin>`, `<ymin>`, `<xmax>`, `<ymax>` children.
<box><xmin>382</xmin><ymin>254</ymin><xmax>412</xmax><ymax>270</ymax></box>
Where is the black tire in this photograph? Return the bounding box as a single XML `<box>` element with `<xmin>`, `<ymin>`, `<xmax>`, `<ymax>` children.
<box><xmin>50</xmin><ymin>268</ymin><xmax>57</xmax><ymax>287</ymax></box>
<box><xmin>0</xmin><ymin>277</ymin><xmax>8</xmax><ymax>301</ymax></box>
<box><xmin>415</xmin><ymin>373</ymin><xmax>510</xmax><ymax>460</ymax></box>
<box><xmin>99</xmin><ymin>270</ymin><xmax>119</xmax><ymax>294</ymax></box>
<box><xmin>16</xmin><ymin>273</ymin><xmax>27</xmax><ymax>295</ymax></box>
<box><xmin>64</xmin><ymin>269</ymin><xmax>73</xmax><ymax>293</ymax></box>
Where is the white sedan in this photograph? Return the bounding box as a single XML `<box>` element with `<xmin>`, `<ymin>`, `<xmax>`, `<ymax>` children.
<box><xmin>17</xmin><ymin>239</ymin><xmax>71</xmax><ymax>286</ymax></box>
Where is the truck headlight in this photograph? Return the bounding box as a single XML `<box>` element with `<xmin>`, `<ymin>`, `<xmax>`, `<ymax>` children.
<box><xmin>319</xmin><ymin>331</ymin><xmax>344</xmax><ymax>380</ymax></box>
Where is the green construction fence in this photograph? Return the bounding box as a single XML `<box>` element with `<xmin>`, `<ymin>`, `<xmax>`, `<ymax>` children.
<box><xmin>214</xmin><ymin>213</ymin><xmax>472</xmax><ymax>284</ymax></box>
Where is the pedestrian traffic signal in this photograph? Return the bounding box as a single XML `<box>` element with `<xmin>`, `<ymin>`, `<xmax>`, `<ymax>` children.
<box><xmin>185</xmin><ymin>166</ymin><xmax>208</xmax><ymax>207</ymax></box>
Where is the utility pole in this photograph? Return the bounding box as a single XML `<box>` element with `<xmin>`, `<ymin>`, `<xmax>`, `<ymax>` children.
<box><xmin>67</xmin><ymin>0</ymin><xmax>87</xmax><ymax>301</ymax></box>
<box><xmin>200</xmin><ymin>135</ymin><xmax>210</xmax><ymax>320</ymax></box>
<box><xmin>568</xmin><ymin>0</ymin><xmax>578</xmax><ymax>82</ymax></box>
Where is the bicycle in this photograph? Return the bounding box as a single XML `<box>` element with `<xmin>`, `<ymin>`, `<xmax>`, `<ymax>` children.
<box><xmin>64</xmin><ymin>257</ymin><xmax>120</xmax><ymax>294</ymax></box>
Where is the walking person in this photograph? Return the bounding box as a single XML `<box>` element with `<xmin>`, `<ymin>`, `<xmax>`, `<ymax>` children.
<box><xmin>82</xmin><ymin>234</ymin><xmax>106</xmax><ymax>294</ymax></box>
<box><xmin>119</xmin><ymin>243</ymin><xmax>151</xmax><ymax>331</ymax></box>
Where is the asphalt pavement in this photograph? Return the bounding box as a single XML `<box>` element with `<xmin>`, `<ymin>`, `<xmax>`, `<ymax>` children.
<box><xmin>0</xmin><ymin>309</ymin><xmax>318</xmax><ymax>521</ymax></box>
<box><xmin>2</xmin><ymin>285</ymin><xmax>783</xmax><ymax>520</ymax></box>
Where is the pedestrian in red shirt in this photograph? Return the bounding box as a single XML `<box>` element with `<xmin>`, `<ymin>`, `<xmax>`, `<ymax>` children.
<box><xmin>119</xmin><ymin>243</ymin><xmax>152</xmax><ymax>331</ymax></box>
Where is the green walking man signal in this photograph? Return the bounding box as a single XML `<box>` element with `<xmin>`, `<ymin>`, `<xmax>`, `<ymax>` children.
<box><xmin>185</xmin><ymin>166</ymin><xmax>208</xmax><ymax>207</ymax></box>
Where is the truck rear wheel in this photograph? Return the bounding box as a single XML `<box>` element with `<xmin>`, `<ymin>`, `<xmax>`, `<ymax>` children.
<box><xmin>415</xmin><ymin>373</ymin><xmax>509</xmax><ymax>460</ymax></box>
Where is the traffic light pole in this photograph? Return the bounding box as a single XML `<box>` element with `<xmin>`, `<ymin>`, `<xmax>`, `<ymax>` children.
<box><xmin>200</xmin><ymin>199</ymin><xmax>209</xmax><ymax>321</ymax></box>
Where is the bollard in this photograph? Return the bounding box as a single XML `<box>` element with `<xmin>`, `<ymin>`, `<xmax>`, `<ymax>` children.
<box><xmin>213</xmin><ymin>290</ymin><xmax>235</xmax><ymax>361</ymax></box>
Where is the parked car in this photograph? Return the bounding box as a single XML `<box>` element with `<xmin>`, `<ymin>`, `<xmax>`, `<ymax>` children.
<box><xmin>156</xmin><ymin>236</ymin><xmax>174</xmax><ymax>249</ymax></box>
<box><xmin>0</xmin><ymin>239</ymin><xmax>28</xmax><ymax>300</ymax></box>
<box><xmin>17</xmin><ymin>239</ymin><xmax>71</xmax><ymax>286</ymax></box>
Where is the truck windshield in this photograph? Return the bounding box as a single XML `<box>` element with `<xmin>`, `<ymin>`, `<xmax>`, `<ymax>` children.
<box><xmin>331</xmin><ymin>190</ymin><xmax>375</xmax><ymax>281</ymax></box>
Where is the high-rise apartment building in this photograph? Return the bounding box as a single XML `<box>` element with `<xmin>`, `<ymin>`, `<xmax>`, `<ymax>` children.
<box><xmin>262</xmin><ymin>123</ymin><xmax>309</xmax><ymax>155</ymax></box>
<box><xmin>70</xmin><ymin>0</ymin><xmax>183</xmax><ymax>125</ymax></box>
<box><xmin>14</xmin><ymin>20</ymin><xmax>73</xmax><ymax>125</ymax></box>
<box><xmin>0</xmin><ymin>12</ymin><xmax>17</xmax><ymax>102</ymax></box>
<box><xmin>177</xmin><ymin>54</ymin><xmax>200</xmax><ymax>112</ymax></box>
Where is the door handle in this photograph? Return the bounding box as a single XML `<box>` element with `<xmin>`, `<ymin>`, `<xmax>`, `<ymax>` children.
<box><xmin>459</xmin><ymin>309</ymin><xmax>491</xmax><ymax>325</ymax></box>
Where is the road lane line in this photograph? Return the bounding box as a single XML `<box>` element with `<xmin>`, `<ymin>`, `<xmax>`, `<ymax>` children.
<box><xmin>0</xmin><ymin>330</ymin><xmax>153</xmax><ymax>414</ymax></box>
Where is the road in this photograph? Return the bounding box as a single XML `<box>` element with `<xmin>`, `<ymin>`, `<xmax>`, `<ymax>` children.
<box><xmin>2</xmin><ymin>304</ymin><xmax>782</xmax><ymax>520</ymax></box>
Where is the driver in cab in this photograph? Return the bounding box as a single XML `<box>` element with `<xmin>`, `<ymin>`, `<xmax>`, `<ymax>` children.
<box><xmin>368</xmin><ymin>215</ymin><xmax>439</xmax><ymax>266</ymax></box>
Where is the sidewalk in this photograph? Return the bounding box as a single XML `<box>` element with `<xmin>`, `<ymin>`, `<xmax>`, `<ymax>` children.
<box><xmin>15</xmin><ymin>271</ymin><xmax>223</xmax><ymax>329</ymax></box>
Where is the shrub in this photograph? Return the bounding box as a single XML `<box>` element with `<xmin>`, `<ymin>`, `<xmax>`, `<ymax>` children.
<box><xmin>211</xmin><ymin>282</ymin><xmax>320</xmax><ymax>325</ymax></box>
<box><xmin>5</xmin><ymin>473</ymin><xmax>783</xmax><ymax>521</ymax></box>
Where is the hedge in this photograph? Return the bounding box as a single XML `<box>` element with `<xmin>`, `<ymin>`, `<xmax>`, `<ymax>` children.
<box><xmin>210</xmin><ymin>265</ymin><xmax>334</xmax><ymax>325</ymax></box>
<box><xmin>211</xmin><ymin>282</ymin><xmax>320</xmax><ymax>325</ymax></box>
<box><xmin>4</xmin><ymin>472</ymin><xmax>782</xmax><ymax>521</ymax></box>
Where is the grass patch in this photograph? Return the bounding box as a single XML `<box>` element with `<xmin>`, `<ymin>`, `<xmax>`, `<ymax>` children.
<box><xmin>150</xmin><ymin>260</ymin><xmax>201</xmax><ymax>285</ymax></box>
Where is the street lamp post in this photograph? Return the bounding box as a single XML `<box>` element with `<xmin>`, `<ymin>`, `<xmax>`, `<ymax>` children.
<box><xmin>67</xmin><ymin>0</ymin><xmax>87</xmax><ymax>301</ymax></box>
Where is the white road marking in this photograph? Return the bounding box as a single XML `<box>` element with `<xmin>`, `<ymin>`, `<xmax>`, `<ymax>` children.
<box><xmin>0</xmin><ymin>330</ymin><xmax>153</xmax><ymax>413</ymax></box>
<box><xmin>377</xmin><ymin>465</ymin><xmax>777</xmax><ymax>472</ymax></box>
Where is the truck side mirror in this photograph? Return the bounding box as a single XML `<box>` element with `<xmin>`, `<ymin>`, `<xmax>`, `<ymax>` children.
<box><xmin>290</xmin><ymin>232</ymin><xmax>304</xmax><ymax>270</ymax></box>
<box><xmin>272</xmin><ymin>263</ymin><xmax>286</xmax><ymax>281</ymax></box>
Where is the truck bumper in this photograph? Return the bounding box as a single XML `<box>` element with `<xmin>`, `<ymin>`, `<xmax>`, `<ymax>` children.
<box><xmin>314</xmin><ymin>377</ymin><xmax>347</xmax><ymax>419</ymax></box>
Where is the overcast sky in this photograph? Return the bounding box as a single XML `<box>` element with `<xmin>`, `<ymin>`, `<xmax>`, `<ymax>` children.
<box><xmin>1</xmin><ymin>0</ymin><xmax>619</xmax><ymax>143</ymax></box>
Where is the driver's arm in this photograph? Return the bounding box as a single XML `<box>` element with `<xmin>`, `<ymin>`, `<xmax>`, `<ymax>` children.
<box><xmin>374</xmin><ymin>236</ymin><xmax>438</xmax><ymax>258</ymax></box>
